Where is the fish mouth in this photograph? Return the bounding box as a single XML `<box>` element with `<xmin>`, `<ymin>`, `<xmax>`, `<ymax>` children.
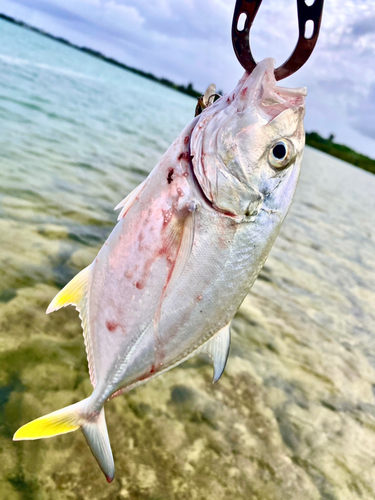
<box><xmin>189</xmin><ymin>58</ymin><xmax>306</xmax><ymax>219</ymax></box>
<box><xmin>233</xmin><ymin>58</ymin><xmax>307</xmax><ymax>122</ymax></box>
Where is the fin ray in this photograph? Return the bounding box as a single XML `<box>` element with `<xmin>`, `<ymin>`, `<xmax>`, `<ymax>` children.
<box><xmin>13</xmin><ymin>398</ymin><xmax>89</xmax><ymax>440</ymax></box>
<box><xmin>196</xmin><ymin>322</ymin><xmax>231</xmax><ymax>382</ymax></box>
<box><xmin>46</xmin><ymin>265</ymin><xmax>92</xmax><ymax>314</ymax></box>
<box><xmin>154</xmin><ymin>209</ymin><xmax>195</xmax><ymax>335</ymax></box>
<box><xmin>115</xmin><ymin>178</ymin><xmax>147</xmax><ymax>221</ymax></box>
<box><xmin>82</xmin><ymin>408</ymin><xmax>115</xmax><ymax>482</ymax></box>
<box><xmin>164</xmin><ymin>209</ymin><xmax>195</xmax><ymax>296</ymax></box>
<box><xmin>14</xmin><ymin>399</ymin><xmax>114</xmax><ymax>482</ymax></box>
<box><xmin>47</xmin><ymin>264</ymin><xmax>97</xmax><ymax>387</ymax></box>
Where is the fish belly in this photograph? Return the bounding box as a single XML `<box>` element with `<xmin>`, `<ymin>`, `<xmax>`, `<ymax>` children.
<box><xmin>89</xmin><ymin>206</ymin><xmax>281</xmax><ymax>405</ymax></box>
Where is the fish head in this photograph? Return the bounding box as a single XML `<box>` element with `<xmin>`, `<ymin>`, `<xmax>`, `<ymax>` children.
<box><xmin>191</xmin><ymin>58</ymin><xmax>307</xmax><ymax>220</ymax></box>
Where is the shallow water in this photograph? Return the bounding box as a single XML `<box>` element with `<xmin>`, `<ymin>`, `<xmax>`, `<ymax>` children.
<box><xmin>1</xmin><ymin>18</ymin><xmax>375</xmax><ymax>500</ymax></box>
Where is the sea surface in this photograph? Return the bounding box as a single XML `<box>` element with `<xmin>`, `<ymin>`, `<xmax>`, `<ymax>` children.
<box><xmin>1</xmin><ymin>18</ymin><xmax>375</xmax><ymax>500</ymax></box>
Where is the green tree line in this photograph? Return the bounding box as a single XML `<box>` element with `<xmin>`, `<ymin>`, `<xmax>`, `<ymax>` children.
<box><xmin>306</xmin><ymin>132</ymin><xmax>375</xmax><ymax>175</ymax></box>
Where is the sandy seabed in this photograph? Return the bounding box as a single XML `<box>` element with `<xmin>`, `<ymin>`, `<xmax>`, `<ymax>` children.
<box><xmin>1</xmin><ymin>148</ymin><xmax>375</xmax><ymax>500</ymax></box>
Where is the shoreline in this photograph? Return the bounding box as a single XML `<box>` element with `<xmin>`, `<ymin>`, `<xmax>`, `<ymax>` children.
<box><xmin>1</xmin><ymin>13</ymin><xmax>375</xmax><ymax>176</ymax></box>
<box><xmin>0</xmin><ymin>13</ymin><xmax>202</xmax><ymax>99</ymax></box>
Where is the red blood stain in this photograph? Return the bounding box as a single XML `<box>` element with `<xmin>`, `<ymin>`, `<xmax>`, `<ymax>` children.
<box><xmin>144</xmin><ymin>363</ymin><xmax>163</xmax><ymax>381</ymax></box>
<box><xmin>178</xmin><ymin>151</ymin><xmax>189</xmax><ymax>161</ymax></box>
<box><xmin>241</xmin><ymin>87</ymin><xmax>248</xmax><ymax>97</ymax></box>
<box><xmin>136</xmin><ymin>254</ymin><xmax>156</xmax><ymax>294</ymax></box>
<box><xmin>227</xmin><ymin>97</ymin><xmax>231</xmax><ymax>103</ymax></box>
<box><xmin>167</xmin><ymin>168</ymin><xmax>174</xmax><ymax>184</ymax></box>
<box><xmin>158</xmin><ymin>245</ymin><xmax>167</xmax><ymax>257</ymax></box>
<box><xmin>137</xmin><ymin>363</ymin><xmax>158</xmax><ymax>382</ymax></box>
<box><xmin>184</xmin><ymin>136</ymin><xmax>189</xmax><ymax>144</ymax></box>
<box><xmin>106</xmin><ymin>320</ymin><xmax>119</xmax><ymax>333</ymax></box>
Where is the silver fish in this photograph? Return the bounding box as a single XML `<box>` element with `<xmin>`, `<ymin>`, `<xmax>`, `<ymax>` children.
<box><xmin>14</xmin><ymin>58</ymin><xmax>306</xmax><ymax>482</ymax></box>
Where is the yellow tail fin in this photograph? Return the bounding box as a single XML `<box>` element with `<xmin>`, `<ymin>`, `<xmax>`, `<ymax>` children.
<box><xmin>13</xmin><ymin>398</ymin><xmax>89</xmax><ymax>441</ymax></box>
<box><xmin>13</xmin><ymin>398</ymin><xmax>115</xmax><ymax>481</ymax></box>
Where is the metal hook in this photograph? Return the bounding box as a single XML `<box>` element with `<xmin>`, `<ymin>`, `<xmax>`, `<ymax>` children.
<box><xmin>232</xmin><ymin>0</ymin><xmax>324</xmax><ymax>80</ymax></box>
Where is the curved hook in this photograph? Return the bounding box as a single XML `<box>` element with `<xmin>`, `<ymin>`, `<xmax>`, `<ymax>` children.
<box><xmin>232</xmin><ymin>0</ymin><xmax>324</xmax><ymax>80</ymax></box>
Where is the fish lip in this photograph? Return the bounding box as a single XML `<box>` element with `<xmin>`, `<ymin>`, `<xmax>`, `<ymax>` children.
<box><xmin>234</xmin><ymin>58</ymin><xmax>307</xmax><ymax>119</ymax></box>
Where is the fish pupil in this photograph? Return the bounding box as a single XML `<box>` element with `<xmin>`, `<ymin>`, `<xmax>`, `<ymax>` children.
<box><xmin>273</xmin><ymin>143</ymin><xmax>287</xmax><ymax>160</ymax></box>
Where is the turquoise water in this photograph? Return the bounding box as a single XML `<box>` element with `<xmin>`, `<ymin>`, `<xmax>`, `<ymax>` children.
<box><xmin>0</xmin><ymin>18</ymin><xmax>193</xmax><ymax>292</ymax></box>
<box><xmin>1</xmin><ymin>18</ymin><xmax>375</xmax><ymax>500</ymax></box>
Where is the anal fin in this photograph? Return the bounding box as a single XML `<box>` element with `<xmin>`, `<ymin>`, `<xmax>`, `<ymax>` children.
<box><xmin>197</xmin><ymin>322</ymin><xmax>231</xmax><ymax>382</ymax></box>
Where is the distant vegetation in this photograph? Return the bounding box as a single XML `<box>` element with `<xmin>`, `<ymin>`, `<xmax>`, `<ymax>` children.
<box><xmin>2</xmin><ymin>13</ymin><xmax>375</xmax><ymax>175</ymax></box>
<box><xmin>306</xmin><ymin>132</ymin><xmax>375</xmax><ymax>175</ymax></box>
<box><xmin>0</xmin><ymin>13</ymin><xmax>201</xmax><ymax>99</ymax></box>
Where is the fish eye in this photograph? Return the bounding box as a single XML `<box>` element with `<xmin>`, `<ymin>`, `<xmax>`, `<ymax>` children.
<box><xmin>269</xmin><ymin>140</ymin><xmax>292</xmax><ymax>169</ymax></box>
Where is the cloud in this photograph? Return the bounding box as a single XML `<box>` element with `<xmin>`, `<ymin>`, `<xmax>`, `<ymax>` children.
<box><xmin>350</xmin><ymin>83</ymin><xmax>375</xmax><ymax>140</ymax></box>
<box><xmin>1</xmin><ymin>0</ymin><xmax>375</xmax><ymax>156</ymax></box>
<box><xmin>349</xmin><ymin>16</ymin><xmax>375</xmax><ymax>37</ymax></box>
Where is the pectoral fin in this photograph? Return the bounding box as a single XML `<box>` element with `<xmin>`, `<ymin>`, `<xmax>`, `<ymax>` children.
<box><xmin>154</xmin><ymin>208</ymin><xmax>195</xmax><ymax>335</ymax></box>
<box><xmin>164</xmin><ymin>208</ymin><xmax>195</xmax><ymax>295</ymax></box>
<box><xmin>197</xmin><ymin>322</ymin><xmax>231</xmax><ymax>382</ymax></box>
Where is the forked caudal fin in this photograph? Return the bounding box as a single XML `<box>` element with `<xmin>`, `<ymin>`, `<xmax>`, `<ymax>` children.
<box><xmin>13</xmin><ymin>398</ymin><xmax>115</xmax><ymax>482</ymax></box>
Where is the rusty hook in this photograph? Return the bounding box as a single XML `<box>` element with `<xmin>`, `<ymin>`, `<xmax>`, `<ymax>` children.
<box><xmin>232</xmin><ymin>0</ymin><xmax>324</xmax><ymax>80</ymax></box>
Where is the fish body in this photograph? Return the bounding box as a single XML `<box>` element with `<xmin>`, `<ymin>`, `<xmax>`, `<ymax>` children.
<box><xmin>14</xmin><ymin>58</ymin><xmax>306</xmax><ymax>481</ymax></box>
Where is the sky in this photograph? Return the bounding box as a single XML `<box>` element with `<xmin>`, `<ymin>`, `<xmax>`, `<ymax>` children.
<box><xmin>1</xmin><ymin>0</ymin><xmax>375</xmax><ymax>157</ymax></box>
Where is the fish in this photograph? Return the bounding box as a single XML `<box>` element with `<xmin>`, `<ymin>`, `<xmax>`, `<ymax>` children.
<box><xmin>13</xmin><ymin>58</ymin><xmax>306</xmax><ymax>482</ymax></box>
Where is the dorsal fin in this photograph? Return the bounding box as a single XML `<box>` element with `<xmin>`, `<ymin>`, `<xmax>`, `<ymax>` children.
<box><xmin>46</xmin><ymin>265</ymin><xmax>92</xmax><ymax>313</ymax></box>
<box><xmin>46</xmin><ymin>264</ymin><xmax>97</xmax><ymax>387</ymax></box>
<box><xmin>114</xmin><ymin>178</ymin><xmax>147</xmax><ymax>221</ymax></box>
<box><xmin>197</xmin><ymin>322</ymin><xmax>231</xmax><ymax>382</ymax></box>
